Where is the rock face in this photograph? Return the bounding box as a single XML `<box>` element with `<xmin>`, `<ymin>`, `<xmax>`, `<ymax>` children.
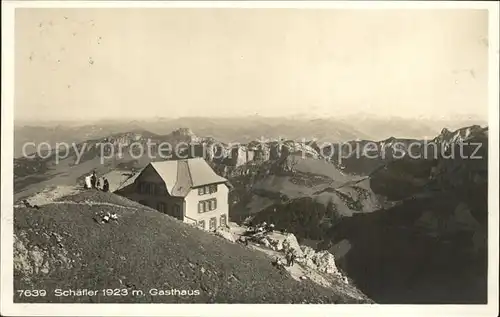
<box><xmin>237</xmin><ymin>125</ymin><xmax>489</xmax><ymax>304</ymax></box>
<box><xmin>214</xmin><ymin>228</ymin><xmax>237</xmax><ymax>243</ymax></box>
<box><xmin>281</xmin><ymin>233</ymin><xmax>304</xmax><ymax>258</ymax></box>
<box><xmin>311</xmin><ymin>251</ymin><xmax>340</xmax><ymax>275</ymax></box>
<box><xmin>170</xmin><ymin>128</ymin><xmax>200</xmax><ymax>143</ymax></box>
<box><xmin>14</xmin><ymin>231</ymin><xmax>75</xmax><ymax>285</ymax></box>
<box><xmin>249</xmin><ymin>232</ymin><xmax>343</xmax><ymax>279</ymax></box>
<box><xmin>298</xmin><ymin>245</ymin><xmax>341</xmax><ymax>276</ymax></box>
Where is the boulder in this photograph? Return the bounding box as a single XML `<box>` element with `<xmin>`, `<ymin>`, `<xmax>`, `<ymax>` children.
<box><xmin>215</xmin><ymin>229</ymin><xmax>236</xmax><ymax>243</ymax></box>
<box><xmin>281</xmin><ymin>234</ymin><xmax>304</xmax><ymax>258</ymax></box>
<box><xmin>301</xmin><ymin>245</ymin><xmax>316</xmax><ymax>258</ymax></box>
<box><xmin>268</xmin><ymin>237</ymin><xmax>284</xmax><ymax>251</ymax></box>
<box><xmin>297</xmin><ymin>246</ymin><xmax>317</xmax><ymax>268</ymax></box>
<box><xmin>312</xmin><ymin>251</ymin><xmax>340</xmax><ymax>275</ymax></box>
<box><xmin>260</xmin><ymin>237</ymin><xmax>272</xmax><ymax>248</ymax></box>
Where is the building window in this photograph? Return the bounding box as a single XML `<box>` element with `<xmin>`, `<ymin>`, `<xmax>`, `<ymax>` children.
<box><xmin>209</xmin><ymin>217</ymin><xmax>217</xmax><ymax>231</ymax></box>
<box><xmin>139</xmin><ymin>182</ymin><xmax>147</xmax><ymax>194</ymax></box>
<box><xmin>198</xmin><ymin>186</ymin><xmax>209</xmax><ymax>195</ymax></box>
<box><xmin>198</xmin><ymin>185</ymin><xmax>218</xmax><ymax>195</ymax></box>
<box><xmin>198</xmin><ymin>198</ymin><xmax>217</xmax><ymax>213</ymax></box>
<box><xmin>157</xmin><ymin>184</ymin><xmax>166</xmax><ymax>196</ymax></box>
<box><xmin>220</xmin><ymin>214</ymin><xmax>227</xmax><ymax>227</ymax></box>
<box><xmin>157</xmin><ymin>202</ymin><xmax>166</xmax><ymax>213</ymax></box>
<box><xmin>209</xmin><ymin>185</ymin><xmax>218</xmax><ymax>193</ymax></box>
<box><xmin>138</xmin><ymin>182</ymin><xmax>162</xmax><ymax>196</ymax></box>
<box><xmin>198</xmin><ymin>220</ymin><xmax>205</xmax><ymax>229</ymax></box>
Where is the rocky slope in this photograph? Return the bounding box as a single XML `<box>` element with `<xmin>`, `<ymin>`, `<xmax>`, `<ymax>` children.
<box><xmin>238</xmin><ymin>126</ymin><xmax>489</xmax><ymax>303</ymax></box>
<box><xmin>13</xmin><ymin>190</ymin><xmax>371</xmax><ymax>304</ymax></box>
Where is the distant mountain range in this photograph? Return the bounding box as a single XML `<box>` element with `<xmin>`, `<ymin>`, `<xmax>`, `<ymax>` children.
<box><xmin>14</xmin><ymin>116</ymin><xmax>487</xmax><ymax>158</ymax></box>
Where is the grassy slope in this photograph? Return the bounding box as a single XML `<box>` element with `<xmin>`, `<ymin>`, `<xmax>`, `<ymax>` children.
<box><xmin>14</xmin><ymin>190</ymin><xmax>370</xmax><ymax>304</ymax></box>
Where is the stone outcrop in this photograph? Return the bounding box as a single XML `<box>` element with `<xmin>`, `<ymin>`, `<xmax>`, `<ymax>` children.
<box><xmin>214</xmin><ymin>228</ymin><xmax>237</xmax><ymax>243</ymax></box>
<box><xmin>14</xmin><ymin>231</ymin><xmax>76</xmax><ymax>285</ymax></box>
<box><xmin>281</xmin><ymin>233</ymin><xmax>304</xmax><ymax>258</ymax></box>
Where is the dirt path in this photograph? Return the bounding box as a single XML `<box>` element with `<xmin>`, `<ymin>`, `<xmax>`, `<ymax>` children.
<box><xmin>14</xmin><ymin>200</ymin><xmax>140</xmax><ymax>211</ymax></box>
<box><xmin>14</xmin><ymin>185</ymin><xmax>140</xmax><ymax>211</ymax></box>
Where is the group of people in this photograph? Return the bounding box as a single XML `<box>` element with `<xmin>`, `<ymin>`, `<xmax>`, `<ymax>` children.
<box><xmin>95</xmin><ymin>211</ymin><xmax>118</xmax><ymax>224</ymax></box>
<box><xmin>285</xmin><ymin>249</ymin><xmax>298</xmax><ymax>267</ymax></box>
<box><xmin>273</xmin><ymin>249</ymin><xmax>298</xmax><ymax>271</ymax></box>
<box><xmin>84</xmin><ymin>171</ymin><xmax>109</xmax><ymax>192</ymax></box>
<box><xmin>249</xmin><ymin>221</ymin><xmax>275</xmax><ymax>235</ymax></box>
<box><xmin>22</xmin><ymin>199</ymin><xmax>40</xmax><ymax>210</ymax></box>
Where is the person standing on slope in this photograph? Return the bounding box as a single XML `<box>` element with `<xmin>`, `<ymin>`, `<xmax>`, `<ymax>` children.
<box><xmin>290</xmin><ymin>251</ymin><xmax>297</xmax><ymax>267</ymax></box>
<box><xmin>90</xmin><ymin>171</ymin><xmax>97</xmax><ymax>189</ymax></box>
<box><xmin>102</xmin><ymin>177</ymin><xmax>110</xmax><ymax>192</ymax></box>
<box><xmin>85</xmin><ymin>174</ymin><xmax>92</xmax><ymax>189</ymax></box>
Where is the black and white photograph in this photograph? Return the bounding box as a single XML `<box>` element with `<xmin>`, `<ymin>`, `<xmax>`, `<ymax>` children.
<box><xmin>1</xmin><ymin>1</ymin><xmax>498</xmax><ymax>316</ymax></box>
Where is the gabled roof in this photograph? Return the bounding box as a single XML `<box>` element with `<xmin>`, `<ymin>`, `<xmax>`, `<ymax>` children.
<box><xmin>115</xmin><ymin>168</ymin><xmax>144</xmax><ymax>192</ymax></box>
<box><xmin>116</xmin><ymin>158</ymin><xmax>228</xmax><ymax>197</ymax></box>
<box><xmin>156</xmin><ymin>158</ymin><xmax>228</xmax><ymax>197</ymax></box>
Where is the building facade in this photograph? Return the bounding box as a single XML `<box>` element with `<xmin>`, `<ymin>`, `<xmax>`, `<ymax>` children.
<box><xmin>115</xmin><ymin>158</ymin><xmax>229</xmax><ymax>231</ymax></box>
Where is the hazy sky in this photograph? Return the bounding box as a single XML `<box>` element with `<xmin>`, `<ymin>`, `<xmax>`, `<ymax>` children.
<box><xmin>15</xmin><ymin>8</ymin><xmax>489</xmax><ymax>121</ymax></box>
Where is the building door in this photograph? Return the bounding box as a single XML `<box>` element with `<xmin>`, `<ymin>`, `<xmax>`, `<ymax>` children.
<box><xmin>220</xmin><ymin>214</ymin><xmax>227</xmax><ymax>228</ymax></box>
<box><xmin>198</xmin><ymin>220</ymin><xmax>206</xmax><ymax>230</ymax></box>
<box><xmin>209</xmin><ymin>217</ymin><xmax>217</xmax><ymax>231</ymax></box>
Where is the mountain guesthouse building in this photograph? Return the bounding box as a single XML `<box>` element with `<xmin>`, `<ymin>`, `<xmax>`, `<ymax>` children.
<box><xmin>115</xmin><ymin>158</ymin><xmax>230</xmax><ymax>231</ymax></box>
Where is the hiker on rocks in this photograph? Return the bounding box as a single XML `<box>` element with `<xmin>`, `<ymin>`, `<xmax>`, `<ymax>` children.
<box><xmin>90</xmin><ymin>171</ymin><xmax>97</xmax><ymax>189</ymax></box>
<box><xmin>102</xmin><ymin>178</ymin><xmax>109</xmax><ymax>192</ymax></box>
<box><xmin>265</xmin><ymin>223</ymin><xmax>275</xmax><ymax>233</ymax></box>
<box><xmin>273</xmin><ymin>257</ymin><xmax>285</xmax><ymax>269</ymax></box>
<box><xmin>238</xmin><ymin>236</ymin><xmax>249</xmax><ymax>246</ymax></box>
<box><xmin>285</xmin><ymin>252</ymin><xmax>292</xmax><ymax>267</ymax></box>
<box><xmin>290</xmin><ymin>252</ymin><xmax>297</xmax><ymax>266</ymax></box>
<box><xmin>256</xmin><ymin>222</ymin><xmax>267</xmax><ymax>233</ymax></box>
<box><xmin>286</xmin><ymin>250</ymin><xmax>296</xmax><ymax>267</ymax></box>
